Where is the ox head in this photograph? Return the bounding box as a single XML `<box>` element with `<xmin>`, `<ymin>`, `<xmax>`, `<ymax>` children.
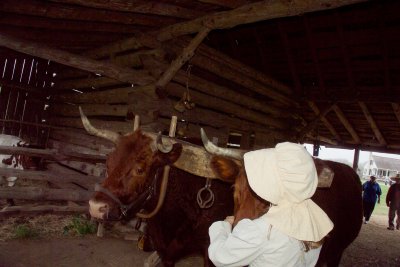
<box><xmin>1</xmin><ymin>141</ymin><xmax>43</xmax><ymax>170</ymax></box>
<box><xmin>201</xmin><ymin>129</ymin><xmax>269</xmax><ymax>226</ymax></box>
<box><xmin>80</xmin><ymin>109</ymin><xmax>182</xmax><ymax>221</ymax></box>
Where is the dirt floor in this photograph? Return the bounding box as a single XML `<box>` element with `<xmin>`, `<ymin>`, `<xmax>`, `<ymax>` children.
<box><xmin>0</xmin><ymin>214</ymin><xmax>399</xmax><ymax>267</ymax></box>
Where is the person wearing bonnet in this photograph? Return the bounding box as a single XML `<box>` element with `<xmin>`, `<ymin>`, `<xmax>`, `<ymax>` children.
<box><xmin>208</xmin><ymin>142</ymin><xmax>334</xmax><ymax>267</ymax></box>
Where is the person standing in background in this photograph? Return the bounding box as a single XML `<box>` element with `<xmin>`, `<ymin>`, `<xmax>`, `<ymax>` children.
<box><xmin>362</xmin><ymin>175</ymin><xmax>381</xmax><ymax>224</ymax></box>
<box><xmin>386</xmin><ymin>174</ymin><xmax>400</xmax><ymax>230</ymax></box>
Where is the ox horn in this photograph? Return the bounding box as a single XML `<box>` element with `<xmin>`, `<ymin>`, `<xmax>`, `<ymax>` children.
<box><xmin>79</xmin><ymin>106</ymin><xmax>120</xmax><ymax>144</ymax></box>
<box><xmin>156</xmin><ymin>132</ymin><xmax>173</xmax><ymax>153</ymax></box>
<box><xmin>200</xmin><ymin>128</ymin><xmax>245</xmax><ymax>160</ymax></box>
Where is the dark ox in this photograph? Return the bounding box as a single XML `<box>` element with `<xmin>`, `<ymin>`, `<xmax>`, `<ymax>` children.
<box><xmin>81</xmin><ymin>110</ymin><xmax>234</xmax><ymax>266</ymax></box>
<box><xmin>202</xmin><ymin>132</ymin><xmax>363</xmax><ymax>267</ymax></box>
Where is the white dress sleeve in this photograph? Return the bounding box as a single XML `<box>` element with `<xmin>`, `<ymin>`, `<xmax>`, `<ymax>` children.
<box><xmin>208</xmin><ymin>219</ymin><xmax>266</xmax><ymax>267</ymax></box>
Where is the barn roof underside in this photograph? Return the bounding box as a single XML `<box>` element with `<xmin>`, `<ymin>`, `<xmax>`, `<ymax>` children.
<box><xmin>1</xmin><ymin>0</ymin><xmax>400</xmax><ymax>154</ymax></box>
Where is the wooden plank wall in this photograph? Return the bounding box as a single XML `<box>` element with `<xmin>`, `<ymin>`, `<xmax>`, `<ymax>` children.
<box><xmin>0</xmin><ymin>48</ymin><xmax>52</xmax><ymax>146</ymax></box>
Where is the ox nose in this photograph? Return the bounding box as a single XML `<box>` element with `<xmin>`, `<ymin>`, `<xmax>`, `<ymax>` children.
<box><xmin>88</xmin><ymin>199</ymin><xmax>108</xmax><ymax>220</ymax></box>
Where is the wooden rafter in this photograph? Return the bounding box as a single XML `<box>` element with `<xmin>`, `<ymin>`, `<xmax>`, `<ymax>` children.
<box><xmin>307</xmin><ymin>101</ymin><xmax>342</xmax><ymax>142</ymax></box>
<box><xmin>297</xmin><ymin>104</ymin><xmax>335</xmax><ymax>141</ymax></box>
<box><xmin>252</xmin><ymin>27</ymin><xmax>270</xmax><ymax>77</ymax></box>
<box><xmin>0</xmin><ymin>0</ymin><xmax>180</xmax><ymax>27</ymax></box>
<box><xmin>334</xmin><ymin>11</ymin><xmax>355</xmax><ymax>91</ymax></box>
<box><xmin>377</xmin><ymin>4</ymin><xmax>392</xmax><ymax>96</ymax></box>
<box><xmin>155</xmin><ymin>27</ymin><xmax>211</xmax><ymax>90</ymax></box>
<box><xmin>87</xmin><ymin>0</ymin><xmax>368</xmax><ymax>56</ymax></box>
<box><xmin>140</xmin><ymin>56</ymin><xmax>290</xmax><ymax>117</ymax></box>
<box><xmin>278</xmin><ymin>21</ymin><xmax>302</xmax><ymax>93</ymax></box>
<box><xmin>303</xmin><ymin>86</ymin><xmax>400</xmax><ymax>103</ymax></box>
<box><xmin>156</xmin><ymin>0</ymin><xmax>368</xmax><ymax>41</ymax></box>
<box><xmin>304</xmin><ymin>16</ymin><xmax>325</xmax><ymax>94</ymax></box>
<box><xmin>391</xmin><ymin>103</ymin><xmax>400</xmax><ymax>126</ymax></box>
<box><xmin>48</xmin><ymin>0</ymin><xmax>206</xmax><ymax>19</ymax></box>
<box><xmin>358</xmin><ymin>102</ymin><xmax>386</xmax><ymax>145</ymax></box>
<box><xmin>306</xmin><ymin>133</ymin><xmax>338</xmax><ymax>146</ymax></box>
<box><xmin>0</xmin><ymin>13</ymin><xmax>146</xmax><ymax>34</ymax></box>
<box><xmin>166</xmin><ymin>42</ymin><xmax>296</xmax><ymax>106</ymax></box>
<box><xmin>179</xmin><ymin>37</ymin><xmax>292</xmax><ymax>95</ymax></box>
<box><xmin>0</xmin><ymin>34</ymin><xmax>154</xmax><ymax>86</ymax></box>
<box><xmin>197</xmin><ymin>0</ymin><xmax>250</xmax><ymax>8</ymax></box>
<box><xmin>332</xmin><ymin>104</ymin><xmax>361</xmax><ymax>144</ymax></box>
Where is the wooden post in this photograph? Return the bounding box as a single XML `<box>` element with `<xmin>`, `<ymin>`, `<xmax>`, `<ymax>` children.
<box><xmin>353</xmin><ymin>147</ymin><xmax>360</xmax><ymax>172</ymax></box>
<box><xmin>133</xmin><ymin>115</ymin><xmax>140</xmax><ymax>131</ymax></box>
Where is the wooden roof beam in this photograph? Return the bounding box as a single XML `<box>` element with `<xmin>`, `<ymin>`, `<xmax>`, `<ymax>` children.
<box><xmin>197</xmin><ymin>0</ymin><xmax>250</xmax><ymax>8</ymax></box>
<box><xmin>86</xmin><ymin>0</ymin><xmax>368</xmax><ymax>56</ymax></box>
<box><xmin>56</xmin><ymin>55</ymin><xmax>294</xmax><ymax>118</ymax></box>
<box><xmin>297</xmin><ymin>104</ymin><xmax>335</xmax><ymax>141</ymax></box>
<box><xmin>358</xmin><ymin>102</ymin><xmax>386</xmax><ymax>145</ymax></box>
<box><xmin>306</xmin><ymin>133</ymin><xmax>338</xmax><ymax>146</ymax></box>
<box><xmin>54</xmin><ymin>86</ymin><xmax>291</xmax><ymax>132</ymax></box>
<box><xmin>48</xmin><ymin>0</ymin><xmax>206</xmax><ymax>19</ymax></box>
<box><xmin>332</xmin><ymin>104</ymin><xmax>361</xmax><ymax>144</ymax></box>
<box><xmin>156</xmin><ymin>0</ymin><xmax>368</xmax><ymax>42</ymax></box>
<box><xmin>304</xmin><ymin>16</ymin><xmax>326</xmax><ymax>94</ymax></box>
<box><xmin>0</xmin><ymin>34</ymin><xmax>154</xmax><ymax>86</ymax></box>
<box><xmin>377</xmin><ymin>4</ymin><xmax>392</xmax><ymax>96</ymax></box>
<box><xmin>334</xmin><ymin>11</ymin><xmax>355</xmax><ymax>91</ymax></box>
<box><xmin>307</xmin><ymin>101</ymin><xmax>342</xmax><ymax>142</ymax></box>
<box><xmin>0</xmin><ymin>0</ymin><xmax>180</xmax><ymax>27</ymax></box>
<box><xmin>155</xmin><ymin>27</ymin><xmax>211</xmax><ymax>90</ymax></box>
<box><xmin>391</xmin><ymin>103</ymin><xmax>400</xmax><ymax>126</ymax></box>
<box><xmin>167</xmin><ymin>41</ymin><xmax>296</xmax><ymax>106</ymax></box>
<box><xmin>0</xmin><ymin>12</ymin><xmax>149</xmax><ymax>34</ymax></box>
<box><xmin>278</xmin><ymin>21</ymin><xmax>302</xmax><ymax>94</ymax></box>
<box><xmin>140</xmin><ymin>55</ymin><xmax>292</xmax><ymax>117</ymax></box>
<box><xmin>178</xmin><ymin>36</ymin><xmax>293</xmax><ymax>95</ymax></box>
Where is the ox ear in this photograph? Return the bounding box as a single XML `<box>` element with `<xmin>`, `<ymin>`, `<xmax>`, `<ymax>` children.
<box><xmin>211</xmin><ymin>156</ymin><xmax>240</xmax><ymax>183</ymax></box>
<box><xmin>159</xmin><ymin>143</ymin><xmax>183</xmax><ymax>165</ymax></box>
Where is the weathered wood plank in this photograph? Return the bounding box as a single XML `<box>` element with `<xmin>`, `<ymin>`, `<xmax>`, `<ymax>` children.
<box><xmin>0</xmin><ymin>145</ymin><xmax>107</xmax><ymax>163</ymax></box>
<box><xmin>332</xmin><ymin>104</ymin><xmax>361</xmax><ymax>144</ymax></box>
<box><xmin>0</xmin><ymin>0</ymin><xmax>180</xmax><ymax>27</ymax></box>
<box><xmin>358</xmin><ymin>102</ymin><xmax>386</xmax><ymax>145</ymax></box>
<box><xmin>0</xmin><ymin>187</ymin><xmax>92</xmax><ymax>202</ymax></box>
<box><xmin>49</xmin><ymin>129</ymin><xmax>113</xmax><ymax>154</ymax></box>
<box><xmin>156</xmin><ymin>0</ymin><xmax>367</xmax><ymax>41</ymax></box>
<box><xmin>165</xmin><ymin>42</ymin><xmax>296</xmax><ymax>106</ymax></box>
<box><xmin>0</xmin><ymin>167</ymin><xmax>102</xmax><ymax>185</ymax></box>
<box><xmin>0</xmin><ymin>205</ymin><xmax>88</xmax><ymax>218</ymax></box>
<box><xmin>141</xmin><ymin>55</ymin><xmax>291</xmax><ymax>117</ymax></box>
<box><xmin>49</xmin><ymin>0</ymin><xmax>206</xmax><ymax>19</ymax></box>
<box><xmin>0</xmin><ymin>33</ymin><xmax>154</xmax><ymax>86</ymax></box>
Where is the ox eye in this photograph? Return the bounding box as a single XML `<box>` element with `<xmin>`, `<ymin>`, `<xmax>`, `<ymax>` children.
<box><xmin>136</xmin><ymin>168</ymin><xmax>144</xmax><ymax>175</ymax></box>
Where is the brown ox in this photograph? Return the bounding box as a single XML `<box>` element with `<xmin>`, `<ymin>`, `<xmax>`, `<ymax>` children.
<box><xmin>202</xmin><ymin>131</ymin><xmax>363</xmax><ymax>267</ymax></box>
<box><xmin>81</xmin><ymin>110</ymin><xmax>234</xmax><ymax>267</ymax></box>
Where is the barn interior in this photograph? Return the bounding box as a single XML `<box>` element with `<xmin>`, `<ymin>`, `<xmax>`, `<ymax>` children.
<box><xmin>0</xmin><ymin>1</ymin><xmax>399</xmax><ymax>214</ymax></box>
